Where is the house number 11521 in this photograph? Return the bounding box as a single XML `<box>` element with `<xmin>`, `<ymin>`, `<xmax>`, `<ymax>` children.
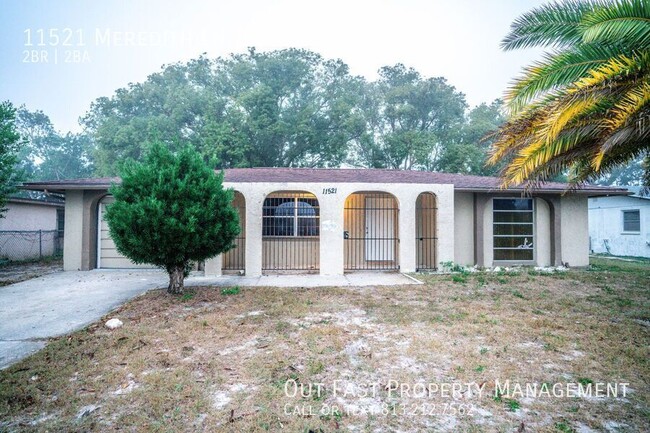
<box><xmin>322</xmin><ymin>188</ymin><xmax>337</xmax><ymax>195</ymax></box>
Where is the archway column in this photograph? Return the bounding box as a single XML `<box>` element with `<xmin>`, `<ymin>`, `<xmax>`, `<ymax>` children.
<box><xmin>242</xmin><ymin>189</ymin><xmax>265</xmax><ymax>277</ymax></box>
<box><xmin>395</xmin><ymin>191</ymin><xmax>417</xmax><ymax>272</ymax></box>
<box><xmin>539</xmin><ymin>195</ymin><xmax>562</xmax><ymax>266</ymax></box>
<box><xmin>63</xmin><ymin>190</ymin><xmax>84</xmax><ymax>271</ymax></box>
<box><xmin>434</xmin><ymin>185</ymin><xmax>455</xmax><ymax>268</ymax></box>
<box><xmin>319</xmin><ymin>191</ymin><xmax>345</xmax><ymax>276</ymax></box>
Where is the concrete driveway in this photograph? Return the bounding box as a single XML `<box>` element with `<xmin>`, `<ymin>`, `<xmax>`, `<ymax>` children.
<box><xmin>0</xmin><ymin>269</ymin><xmax>419</xmax><ymax>369</ymax></box>
<box><xmin>0</xmin><ymin>270</ymin><xmax>168</xmax><ymax>369</ymax></box>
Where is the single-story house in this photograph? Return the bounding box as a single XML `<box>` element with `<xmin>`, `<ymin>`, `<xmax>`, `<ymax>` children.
<box><xmin>0</xmin><ymin>194</ymin><xmax>65</xmax><ymax>260</ymax></box>
<box><xmin>22</xmin><ymin>168</ymin><xmax>627</xmax><ymax>275</ymax></box>
<box><xmin>589</xmin><ymin>186</ymin><xmax>650</xmax><ymax>258</ymax></box>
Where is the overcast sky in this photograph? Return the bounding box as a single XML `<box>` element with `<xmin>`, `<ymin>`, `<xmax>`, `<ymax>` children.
<box><xmin>0</xmin><ymin>0</ymin><xmax>545</xmax><ymax>133</ymax></box>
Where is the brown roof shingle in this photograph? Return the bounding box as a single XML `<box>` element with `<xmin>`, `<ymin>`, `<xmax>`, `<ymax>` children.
<box><xmin>21</xmin><ymin>168</ymin><xmax>628</xmax><ymax>196</ymax></box>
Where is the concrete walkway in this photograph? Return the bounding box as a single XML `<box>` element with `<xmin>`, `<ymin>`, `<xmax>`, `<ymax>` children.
<box><xmin>0</xmin><ymin>270</ymin><xmax>419</xmax><ymax>369</ymax></box>
<box><xmin>189</xmin><ymin>271</ymin><xmax>422</xmax><ymax>288</ymax></box>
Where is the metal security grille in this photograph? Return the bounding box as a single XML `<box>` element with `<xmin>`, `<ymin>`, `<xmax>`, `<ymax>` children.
<box><xmin>223</xmin><ymin>192</ymin><xmax>246</xmax><ymax>272</ymax></box>
<box><xmin>262</xmin><ymin>192</ymin><xmax>319</xmax><ymax>272</ymax></box>
<box><xmin>344</xmin><ymin>192</ymin><xmax>399</xmax><ymax>271</ymax></box>
<box><xmin>416</xmin><ymin>192</ymin><xmax>437</xmax><ymax>271</ymax></box>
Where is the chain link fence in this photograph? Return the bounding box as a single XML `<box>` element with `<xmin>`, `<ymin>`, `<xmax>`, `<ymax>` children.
<box><xmin>0</xmin><ymin>230</ymin><xmax>63</xmax><ymax>261</ymax></box>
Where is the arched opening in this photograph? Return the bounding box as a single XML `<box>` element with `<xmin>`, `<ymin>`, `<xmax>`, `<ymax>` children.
<box><xmin>262</xmin><ymin>191</ymin><xmax>319</xmax><ymax>273</ymax></box>
<box><xmin>416</xmin><ymin>192</ymin><xmax>437</xmax><ymax>271</ymax></box>
<box><xmin>344</xmin><ymin>192</ymin><xmax>399</xmax><ymax>271</ymax></box>
<box><xmin>222</xmin><ymin>191</ymin><xmax>246</xmax><ymax>273</ymax></box>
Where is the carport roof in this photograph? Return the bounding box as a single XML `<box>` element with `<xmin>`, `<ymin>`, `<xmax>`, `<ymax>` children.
<box><xmin>22</xmin><ymin>167</ymin><xmax>628</xmax><ymax>196</ymax></box>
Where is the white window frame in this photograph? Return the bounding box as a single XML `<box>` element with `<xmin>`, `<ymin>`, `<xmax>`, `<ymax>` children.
<box><xmin>621</xmin><ymin>209</ymin><xmax>641</xmax><ymax>234</ymax></box>
<box><xmin>492</xmin><ymin>197</ymin><xmax>536</xmax><ymax>264</ymax></box>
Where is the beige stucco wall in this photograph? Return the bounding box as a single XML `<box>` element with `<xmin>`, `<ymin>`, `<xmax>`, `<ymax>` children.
<box><xmin>561</xmin><ymin>195</ymin><xmax>589</xmax><ymax>267</ymax></box>
<box><xmin>60</xmin><ymin>182</ymin><xmax>592</xmax><ymax>273</ymax></box>
<box><xmin>63</xmin><ymin>190</ymin><xmax>84</xmax><ymax>271</ymax></box>
<box><xmin>0</xmin><ymin>201</ymin><xmax>61</xmax><ymax>260</ymax></box>
<box><xmin>454</xmin><ymin>192</ymin><xmax>474</xmax><ymax>266</ymax></box>
<box><xmin>535</xmin><ymin>198</ymin><xmax>551</xmax><ymax>267</ymax></box>
<box><xmin>207</xmin><ymin>182</ymin><xmax>455</xmax><ymax>276</ymax></box>
<box><xmin>0</xmin><ymin>202</ymin><xmax>58</xmax><ymax>231</ymax></box>
<box><xmin>62</xmin><ymin>190</ymin><xmax>107</xmax><ymax>271</ymax></box>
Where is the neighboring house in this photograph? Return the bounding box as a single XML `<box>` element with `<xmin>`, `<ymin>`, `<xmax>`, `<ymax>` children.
<box><xmin>588</xmin><ymin>187</ymin><xmax>650</xmax><ymax>258</ymax></box>
<box><xmin>0</xmin><ymin>194</ymin><xmax>65</xmax><ymax>260</ymax></box>
<box><xmin>22</xmin><ymin>168</ymin><xmax>627</xmax><ymax>274</ymax></box>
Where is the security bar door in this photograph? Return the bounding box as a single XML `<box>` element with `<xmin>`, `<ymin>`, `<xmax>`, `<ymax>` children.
<box><xmin>364</xmin><ymin>196</ymin><xmax>395</xmax><ymax>262</ymax></box>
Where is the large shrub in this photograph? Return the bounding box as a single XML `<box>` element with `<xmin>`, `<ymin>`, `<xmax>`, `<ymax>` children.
<box><xmin>105</xmin><ymin>143</ymin><xmax>239</xmax><ymax>294</ymax></box>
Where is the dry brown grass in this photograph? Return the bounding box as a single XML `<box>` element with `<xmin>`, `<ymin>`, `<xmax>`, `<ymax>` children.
<box><xmin>0</xmin><ymin>257</ymin><xmax>648</xmax><ymax>432</ymax></box>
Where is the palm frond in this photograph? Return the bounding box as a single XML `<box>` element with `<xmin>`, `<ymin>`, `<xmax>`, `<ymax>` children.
<box><xmin>506</xmin><ymin>43</ymin><xmax>630</xmax><ymax>113</ymax></box>
<box><xmin>603</xmin><ymin>80</ymin><xmax>650</xmax><ymax>132</ymax></box>
<box><xmin>571</xmin><ymin>138</ymin><xmax>650</xmax><ymax>184</ymax></box>
<box><xmin>501</xmin><ymin>0</ymin><xmax>600</xmax><ymax>50</ymax></box>
<box><xmin>571</xmin><ymin>52</ymin><xmax>648</xmax><ymax>90</ymax></box>
<box><xmin>494</xmin><ymin>0</ymin><xmax>650</xmax><ymax>189</ymax></box>
<box><xmin>502</xmin><ymin>119</ymin><xmax>600</xmax><ymax>186</ymax></box>
<box><xmin>581</xmin><ymin>0</ymin><xmax>650</xmax><ymax>48</ymax></box>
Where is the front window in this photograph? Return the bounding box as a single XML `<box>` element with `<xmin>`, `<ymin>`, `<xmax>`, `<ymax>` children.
<box><xmin>622</xmin><ymin>209</ymin><xmax>640</xmax><ymax>233</ymax></box>
<box><xmin>493</xmin><ymin>198</ymin><xmax>534</xmax><ymax>261</ymax></box>
<box><xmin>263</xmin><ymin>194</ymin><xmax>319</xmax><ymax>237</ymax></box>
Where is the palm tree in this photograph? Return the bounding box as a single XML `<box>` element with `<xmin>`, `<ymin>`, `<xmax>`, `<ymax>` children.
<box><xmin>488</xmin><ymin>0</ymin><xmax>650</xmax><ymax>190</ymax></box>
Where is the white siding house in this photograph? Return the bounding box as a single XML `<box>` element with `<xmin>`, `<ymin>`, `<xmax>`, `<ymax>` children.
<box><xmin>588</xmin><ymin>187</ymin><xmax>650</xmax><ymax>258</ymax></box>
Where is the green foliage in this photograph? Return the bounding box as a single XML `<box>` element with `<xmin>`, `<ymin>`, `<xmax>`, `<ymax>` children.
<box><xmin>181</xmin><ymin>291</ymin><xmax>196</xmax><ymax>302</ymax></box>
<box><xmin>491</xmin><ymin>0</ymin><xmax>650</xmax><ymax>189</ymax></box>
<box><xmin>436</xmin><ymin>100</ymin><xmax>506</xmax><ymax>175</ymax></box>
<box><xmin>554</xmin><ymin>420</ymin><xmax>577</xmax><ymax>432</ymax></box>
<box><xmin>105</xmin><ymin>142</ymin><xmax>239</xmax><ymax>293</ymax></box>
<box><xmin>350</xmin><ymin>64</ymin><xmax>469</xmax><ymax>170</ymax></box>
<box><xmin>15</xmin><ymin>107</ymin><xmax>94</xmax><ymax>180</ymax></box>
<box><xmin>577</xmin><ymin>377</ymin><xmax>593</xmax><ymax>386</ymax></box>
<box><xmin>81</xmin><ymin>49</ymin><xmax>503</xmax><ymax>177</ymax></box>
<box><xmin>452</xmin><ymin>274</ymin><xmax>467</xmax><ymax>284</ymax></box>
<box><xmin>440</xmin><ymin>261</ymin><xmax>467</xmax><ymax>273</ymax></box>
<box><xmin>512</xmin><ymin>290</ymin><xmax>526</xmax><ymax>299</ymax></box>
<box><xmin>221</xmin><ymin>286</ymin><xmax>241</xmax><ymax>296</ymax></box>
<box><xmin>0</xmin><ymin>101</ymin><xmax>23</xmax><ymax>217</ymax></box>
<box><xmin>505</xmin><ymin>398</ymin><xmax>520</xmax><ymax>412</ymax></box>
<box><xmin>84</xmin><ymin>50</ymin><xmax>366</xmax><ymax>175</ymax></box>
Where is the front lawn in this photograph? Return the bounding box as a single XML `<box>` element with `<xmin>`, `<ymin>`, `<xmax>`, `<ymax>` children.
<box><xmin>1</xmin><ymin>257</ymin><xmax>648</xmax><ymax>432</ymax></box>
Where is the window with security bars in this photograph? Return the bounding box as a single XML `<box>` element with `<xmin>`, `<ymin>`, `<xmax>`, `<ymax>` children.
<box><xmin>622</xmin><ymin>210</ymin><xmax>640</xmax><ymax>233</ymax></box>
<box><xmin>262</xmin><ymin>196</ymin><xmax>319</xmax><ymax>237</ymax></box>
<box><xmin>493</xmin><ymin>198</ymin><xmax>534</xmax><ymax>262</ymax></box>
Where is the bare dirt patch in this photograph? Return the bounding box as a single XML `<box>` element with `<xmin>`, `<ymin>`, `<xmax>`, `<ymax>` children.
<box><xmin>0</xmin><ymin>258</ymin><xmax>648</xmax><ymax>432</ymax></box>
<box><xmin>0</xmin><ymin>259</ymin><xmax>62</xmax><ymax>287</ymax></box>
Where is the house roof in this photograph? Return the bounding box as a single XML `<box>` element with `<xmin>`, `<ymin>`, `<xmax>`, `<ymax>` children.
<box><xmin>21</xmin><ymin>168</ymin><xmax>629</xmax><ymax>196</ymax></box>
<box><xmin>625</xmin><ymin>186</ymin><xmax>650</xmax><ymax>200</ymax></box>
<box><xmin>7</xmin><ymin>191</ymin><xmax>65</xmax><ymax>207</ymax></box>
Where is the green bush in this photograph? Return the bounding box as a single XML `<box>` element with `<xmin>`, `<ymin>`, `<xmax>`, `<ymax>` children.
<box><xmin>105</xmin><ymin>142</ymin><xmax>240</xmax><ymax>294</ymax></box>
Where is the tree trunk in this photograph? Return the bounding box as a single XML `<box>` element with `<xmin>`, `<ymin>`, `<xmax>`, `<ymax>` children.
<box><xmin>167</xmin><ymin>266</ymin><xmax>185</xmax><ymax>294</ymax></box>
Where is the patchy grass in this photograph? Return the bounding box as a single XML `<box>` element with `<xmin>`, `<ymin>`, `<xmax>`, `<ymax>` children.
<box><xmin>0</xmin><ymin>257</ymin><xmax>648</xmax><ymax>432</ymax></box>
<box><xmin>220</xmin><ymin>286</ymin><xmax>241</xmax><ymax>296</ymax></box>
